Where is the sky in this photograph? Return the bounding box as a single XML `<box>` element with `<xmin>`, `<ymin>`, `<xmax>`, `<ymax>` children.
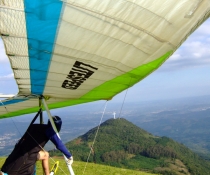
<box><xmin>0</xmin><ymin>19</ymin><xmax>210</xmax><ymax>103</ymax></box>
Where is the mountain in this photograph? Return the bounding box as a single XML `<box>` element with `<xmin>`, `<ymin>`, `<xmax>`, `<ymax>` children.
<box><xmin>50</xmin><ymin>118</ymin><xmax>210</xmax><ymax>175</ymax></box>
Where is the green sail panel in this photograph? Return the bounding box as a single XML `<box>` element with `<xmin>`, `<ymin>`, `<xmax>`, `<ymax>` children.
<box><xmin>0</xmin><ymin>51</ymin><xmax>171</xmax><ymax>118</ymax></box>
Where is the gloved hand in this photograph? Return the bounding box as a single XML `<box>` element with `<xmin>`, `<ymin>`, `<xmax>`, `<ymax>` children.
<box><xmin>67</xmin><ymin>156</ymin><xmax>73</xmax><ymax>165</ymax></box>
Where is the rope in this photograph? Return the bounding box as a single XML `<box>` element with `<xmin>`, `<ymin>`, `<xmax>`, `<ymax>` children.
<box><xmin>82</xmin><ymin>101</ymin><xmax>108</xmax><ymax>175</ymax></box>
<box><xmin>0</xmin><ymin>100</ymin><xmax>22</xmax><ymax>138</ymax></box>
<box><xmin>118</xmin><ymin>77</ymin><xmax>132</xmax><ymax>118</ymax></box>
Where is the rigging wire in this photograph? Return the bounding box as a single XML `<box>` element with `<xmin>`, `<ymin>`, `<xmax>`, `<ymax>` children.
<box><xmin>118</xmin><ymin>77</ymin><xmax>132</xmax><ymax>119</ymax></box>
<box><xmin>0</xmin><ymin>99</ymin><xmax>24</xmax><ymax>159</ymax></box>
<box><xmin>82</xmin><ymin>77</ymin><xmax>132</xmax><ymax>174</ymax></box>
<box><xmin>0</xmin><ymin>99</ymin><xmax>22</xmax><ymax>138</ymax></box>
<box><xmin>82</xmin><ymin>101</ymin><xmax>108</xmax><ymax>175</ymax></box>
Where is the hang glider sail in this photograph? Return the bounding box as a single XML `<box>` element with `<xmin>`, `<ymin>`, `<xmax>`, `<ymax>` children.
<box><xmin>0</xmin><ymin>0</ymin><xmax>210</xmax><ymax>118</ymax></box>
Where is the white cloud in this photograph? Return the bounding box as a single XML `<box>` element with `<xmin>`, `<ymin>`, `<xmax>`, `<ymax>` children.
<box><xmin>160</xmin><ymin>19</ymin><xmax>210</xmax><ymax>72</ymax></box>
<box><xmin>0</xmin><ymin>73</ymin><xmax>14</xmax><ymax>80</ymax></box>
<box><xmin>184</xmin><ymin>41</ymin><xmax>210</xmax><ymax>58</ymax></box>
<box><xmin>169</xmin><ymin>53</ymin><xmax>182</xmax><ymax>61</ymax></box>
<box><xmin>193</xmin><ymin>53</ymin><xmax>201</xmax><ymax>58</ymax></box>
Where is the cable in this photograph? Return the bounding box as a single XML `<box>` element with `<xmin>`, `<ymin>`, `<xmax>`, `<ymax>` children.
<box><xmin>0</xmin><ymin>100</ymin><xmax>22</xmax><ymax>138</ymax></box>
<box><xmin>118</xmin><ymin>77</ymin><xmax>132</xmax><ymax>119</ymax></box>
<box><xmin>82</xmin><ymin>101</ymin><xmax>108</xmax><ymax>175</ymax></box>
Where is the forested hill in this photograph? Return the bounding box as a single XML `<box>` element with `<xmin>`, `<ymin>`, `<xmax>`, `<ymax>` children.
<box><xmin>51</xmin><ymin>118</ymin><xmax>210</xmax><ymax>175</ymax></box>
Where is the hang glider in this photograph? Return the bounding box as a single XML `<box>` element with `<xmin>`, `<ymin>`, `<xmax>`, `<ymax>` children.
<box><xmin>0</xmin><ymin>0</ymin><xmax>210</xmax><ymax>119</ymax></box>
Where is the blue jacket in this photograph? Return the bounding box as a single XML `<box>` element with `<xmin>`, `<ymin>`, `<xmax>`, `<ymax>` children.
<box><xmin>45</xmin><ymin>127</ymin><xmax>72</xmax><ymax>158</ymax></box>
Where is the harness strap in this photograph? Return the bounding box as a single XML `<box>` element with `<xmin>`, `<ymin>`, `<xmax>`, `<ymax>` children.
<box><xmin>26</xmin><ymin>109</ymin><xmax>42</xmax><ymax>131</ymax></box>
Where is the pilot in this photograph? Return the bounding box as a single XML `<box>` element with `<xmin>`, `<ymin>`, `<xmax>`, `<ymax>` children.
<box><xmin>0</xmin><ymin>115</ymin><xmax>73</xmax><ymax>175</ymax></box>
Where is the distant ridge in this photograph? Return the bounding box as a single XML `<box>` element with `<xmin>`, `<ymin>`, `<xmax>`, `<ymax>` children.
<box><xmin>51</xmin><ymin>118</ymin><xmax>210</xmax><ymax>175</ymax></box>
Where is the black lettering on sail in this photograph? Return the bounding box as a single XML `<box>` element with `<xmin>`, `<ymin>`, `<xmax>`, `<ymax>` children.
<box><xmin>66</xmin><ymin>71</ymin><xmax>86</xmax><ymax>82</ymax></box>
<box><xmin>62</xmin><ymin>80</ymin><xmax>81</xmax><ymax>89</ymax></box>
<box><xmin>61</xmin><ymin>61</ymin><xmax>98</xmax><ymax>90</ymax></box>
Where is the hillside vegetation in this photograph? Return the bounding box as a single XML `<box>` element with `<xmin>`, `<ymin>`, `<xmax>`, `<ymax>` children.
<box><xmin>51</xmin><ymin>118</ymin><xmax>210</xmax><ymax>175</ymax></box>
<box><xmin>0</xmin><ymin>157</ymin><xmax>157</xmax><ymax>175</ymax></box>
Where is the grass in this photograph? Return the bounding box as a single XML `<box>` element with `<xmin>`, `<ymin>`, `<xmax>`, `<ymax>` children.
<box><xmin>0</xmin><ymin>157</ymin><xmax>158</xmax><ymax>175</ymax></box>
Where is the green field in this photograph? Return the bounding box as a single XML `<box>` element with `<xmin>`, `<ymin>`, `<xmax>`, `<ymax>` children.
<box><xmin>0</xmin><ymin>157</ymin><xmax>157</xmax><ymax>175</ymax></box>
